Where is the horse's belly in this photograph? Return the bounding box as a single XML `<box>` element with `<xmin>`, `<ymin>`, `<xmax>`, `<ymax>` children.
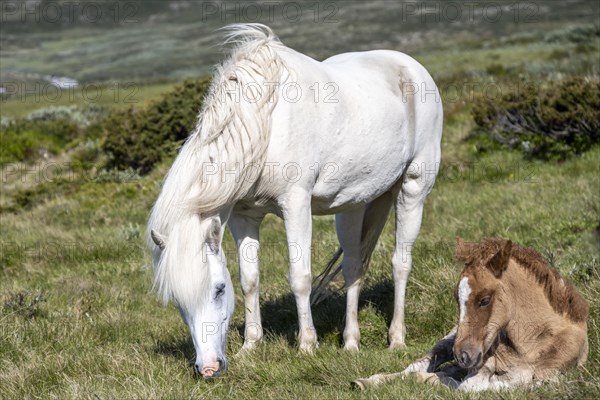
<box><xmin>308</xmin><ymin>108</ymin><xmax>411</xmax><ymax>213</ymax></box>
<box><xmin>310</xmin><ymin>151</ymin><xmax>407</xmax><ymax>214</ymax></box>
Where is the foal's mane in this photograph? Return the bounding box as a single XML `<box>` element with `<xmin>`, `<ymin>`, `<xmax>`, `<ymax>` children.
<box><xmin>457</xmin><ymin>238</ymin><xmax>588</xmax><ymax>323</ymax></box>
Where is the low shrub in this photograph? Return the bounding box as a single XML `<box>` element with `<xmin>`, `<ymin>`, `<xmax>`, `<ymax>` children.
<box><xmin>12</xmin><ymin>177</ymin><xmax>79</xmax><ymax>210</ymax></box>
<box><xmin>470</xmin><ymin>77</ymin><xmax>600</xmax><ymax>160</ymax></box>
<box><xmin>100</xmin><ymin>78</ymin><xmax>211</xmax><ymax>174</ymax></box>
<box><xmin>0</xmin><ymin>105</ymin><xmax>105</xmax><ymax>166</ymax></box>
<box><xmin>26</xmin><ymin>105</ymin><xmax>106</xmax><ymax>128</ymax></box>
<box><xmin>0</xmin><ymin>118</ymin><xmax>80</xmax><ymax>165</ymax></box>
<box><xmin>70</xmin><ymin>139</ymin><xmax>104</xmax><ymax>170</ymax></box>
<box><xmin>2</xmin><ymin>290</ymin><xmax>47</xmax><ymax>319</ymax></box>
<box><xmin>545</xmin><ymin>24</ymin><xmax>600</xmax><ymax>44</ymax></box>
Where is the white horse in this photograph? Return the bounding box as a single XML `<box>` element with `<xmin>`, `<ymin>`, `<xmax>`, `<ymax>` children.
<box><xmin>148</xmin><ymin>24</ymin><xmax>442</xmax><ymax>377</ymax></box>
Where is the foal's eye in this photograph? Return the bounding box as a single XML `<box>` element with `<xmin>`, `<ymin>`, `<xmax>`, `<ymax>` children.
<box><xmin>479</xmin><ymin>296</ymin><xmax>491</xmax><ymax>307</ymax></box>
<box><xmin>215</xmin><ymin>283</ymin><xmax>225</xmax><ymax>299</ymax></box>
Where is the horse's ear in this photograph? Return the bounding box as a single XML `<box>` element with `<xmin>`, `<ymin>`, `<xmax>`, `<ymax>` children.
<box><xmin>151</xmin><ymin>230</ymin><xmax>167</xmax><ymax>250</ymax></box>
<box><xmin>206</xmin><ymin>218</ymin><xmax>222</xmax><ymax>254</ymax></box>
<box><xmin>487</xmin><ymin>240</ymin><xmax>512</xmax><ymax>278</ymax></box>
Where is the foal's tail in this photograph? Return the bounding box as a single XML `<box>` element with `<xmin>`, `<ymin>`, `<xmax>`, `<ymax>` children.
<box><xmin>311</xmin><ymin>192</ymin><xmax>393</xmax><ymax>305</ymax></box>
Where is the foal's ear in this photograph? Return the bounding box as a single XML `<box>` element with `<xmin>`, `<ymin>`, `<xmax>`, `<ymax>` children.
<box><xmin>455</xmin><ymin>236</ymin><xmax>474</xmax><ymax>262</ymax></box>
<box><xmin>487</xmin><ymin>240</ymin><xmax>512</xmax><ymax>278</ymax></box>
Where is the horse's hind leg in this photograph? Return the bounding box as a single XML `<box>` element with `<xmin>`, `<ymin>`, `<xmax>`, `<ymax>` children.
<box><xmin>229</xmin><ymin>213</ymin><xmax>264</xmax><ymax>352</ymax></box>
<box><xmin>389</xmin><ymin>163</ymin><xmax>438</xmax><ymax>349</ymax></box>
<box><xmin>335</xmin><ymin>207</ymin><xmax>366</xmax><ymax>350</ymax></box>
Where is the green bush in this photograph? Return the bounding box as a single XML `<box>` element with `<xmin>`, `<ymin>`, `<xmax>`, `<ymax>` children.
<box><xmin>0</xmin><ymin>118</ymin><xmax>80</xmax><ymax>166</ymax></box>
<box><xmin>0</xmin><ymin>105</ymin><xmax>105</xmax><ymax>166</ymax></box>
<box><xmin>471</xmin><ymin>77</ymin><xmax>600</xmax><ymax>160</ymax></box>
<box><xmin>100</xmin><ymin>78</ymin><xmax>211</xmax><ymax>174</ymax></box>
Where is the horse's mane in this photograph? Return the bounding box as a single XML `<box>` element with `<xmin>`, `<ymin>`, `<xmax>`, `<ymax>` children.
<box><xmin>147</xmin><ymin>24</ymin><xmax>287</xmax><ymax>305</ymax></box>
<box><xmin>187</xmin><ymin>24</ymin><xmax>287</xmax><ymax>212</ymax></box>
<box><xmin>457</xmin><ymin>238</ymin><xmax>588</xmax><ymax>323</ymax></box>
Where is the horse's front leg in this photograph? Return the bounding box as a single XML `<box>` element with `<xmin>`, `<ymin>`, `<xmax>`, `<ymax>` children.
<box><xmin>229</xmin><ymin>214</ymin><xmax>264</xmax><ymax>352</ymax></box>
<box><xmin>281</xmin><ymin>189</ymin><xmax>318</xmax><ymax>352</ymax></box>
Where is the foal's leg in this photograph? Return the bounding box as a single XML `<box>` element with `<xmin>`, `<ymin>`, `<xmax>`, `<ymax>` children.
<box><xmin>335</xmin><ymin>207</ymin><xmax>366</xmax><ymax>351</ymax></box>
<box><xmin>402</xmin><ymin>326</ymin><xmax>457</xmax><ymax>374</ymax></box>
<box><xmin>229</xmin><ymin>214</ymin><xmax>264</xmax><ymax>351</ymax></box>
<box><xmin>389</xmin><ymin>172</ymin><xmax>435</xmax><ymax>349</ymax></box>
<box><xmin>458</xmin><ymin>359</ymin><xmax>534</xmax><ymax>391</ymax></box>
<box><xmin>402</xmin><ymin>327</ymin><xmax>463</xmax><ymax>388</ymax></box>
<box><xmin>353</xmin><ymin>326</ymin><xmax>458</xmax><ymax>390</ymax></box>
<box><xmin>352</xmin><ymin>371</ymin><xmax>405</xmax><ymax>390</ymax></box>
<box><xmin>281</xmin><ymin>189</ymin><xmax>318</xmax><ymax>352</ymax></box>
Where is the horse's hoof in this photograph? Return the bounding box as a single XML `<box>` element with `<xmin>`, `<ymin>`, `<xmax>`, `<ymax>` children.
<box><xmin>343</xmin><ymin>341</ymin><xmax>360</xmax><ymax>351</ymax></box>
<box><xmin>299</xmin><ymin>344</ymin><xmax>317</xmax><ymax>354</ymax></box>
<box><xmin>234</xmin><ymin>346</ymin><xmax>254</xmax><ymax>358</ymax></box>
<box><xmin>389</xmin><ymin>341</ymin><xmax>407</xmax><ymax>350</ymax></box>
<box><xmin>298</xmin><ymin>338</ymin><xmax>319</xmax><ymax>353</ymax></box>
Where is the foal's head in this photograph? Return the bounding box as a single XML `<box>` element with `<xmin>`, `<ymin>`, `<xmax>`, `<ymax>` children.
<box><xmin>452</xmin><ymin>238</ymin><xmax>513</xmax><ymax>369</ymax></box>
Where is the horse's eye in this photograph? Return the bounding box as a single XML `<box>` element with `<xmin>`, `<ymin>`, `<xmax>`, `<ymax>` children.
<box><xmin>215</xmin><ymin>283</ymin><xmax>225</xmax><ymax>299</ymax></box>
<box><xmin>479</xmin><ymin>296</ymin><xmax>491</xmax><ymax>307</ymax></box>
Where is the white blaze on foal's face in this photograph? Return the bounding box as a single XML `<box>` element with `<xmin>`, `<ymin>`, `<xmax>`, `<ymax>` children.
<box><xmin>453</xmin><ymin>268</ymin><xmax>500</xmax><ymax>369</ymax></box>
<box><xmin>458</xmin><ymin>276</ymin><xmax>472</xmax><ymax>323</ymax></box>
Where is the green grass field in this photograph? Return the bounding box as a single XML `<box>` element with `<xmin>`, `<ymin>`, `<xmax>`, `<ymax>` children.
<box><xmin>1</xmin><ymin>1</ymin><xmax>599</xmax><ymax>398</ymax></box>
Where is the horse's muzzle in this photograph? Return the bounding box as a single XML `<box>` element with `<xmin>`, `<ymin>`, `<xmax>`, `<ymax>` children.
<box><xmin>196</xmin><ymin>358</ymin><xmax>226</xmax><ymax>378</ymax></box>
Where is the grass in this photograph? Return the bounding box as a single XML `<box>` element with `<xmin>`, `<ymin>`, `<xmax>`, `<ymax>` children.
<box><xmin>1</xmin><ymin>2</ymin><xmax>599</xmax><ymax>399</ymax></box>
<box><xmin>1</xmin><ymin>112</ymin><xmax>598</xmax><ymax>399</ymax></box>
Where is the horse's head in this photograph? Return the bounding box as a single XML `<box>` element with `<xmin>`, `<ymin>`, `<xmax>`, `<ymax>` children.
<box><xmin>150</xmin><ymin>214</ymin><xmax>234</xmax><ymax>378</ymax></box>
<box><xmin>452</xmin><ymin>238</ymin><xmax>513</xmax><ymax>369</ymax></box>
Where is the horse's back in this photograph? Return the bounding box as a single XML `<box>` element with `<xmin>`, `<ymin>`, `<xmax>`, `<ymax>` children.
<box><xmin>323</xmin><ymin>49</ymin><xmax>436</xmax><ymax>88</ymax></box>
<box><xmin>321</xmin><ymin>49</ymin><xmax>441</xmax><ymax>137</ymax></box>
<box><xmin>325</xmin><ymin>49</ymin><xmax>443</xmax><ymax>148</ymax></box>
<box><xmin>264</xmin><ymin>48</ymin><xmax>442</xmax><ymax>212</ymax></box>
<box><xmin>275</xmin><ymin>46</ymin><xmax>442</xmax><ymax>153</ymax></box>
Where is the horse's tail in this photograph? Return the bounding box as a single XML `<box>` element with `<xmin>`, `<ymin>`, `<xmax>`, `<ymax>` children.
<box><xmin>311</xmin><ymin>193</ymin><xmax>393</xmax><ymax>305</ymax></box>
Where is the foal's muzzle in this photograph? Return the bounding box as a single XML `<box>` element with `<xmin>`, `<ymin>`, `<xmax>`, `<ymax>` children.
<box><xmin>456</xmin><ymin>349</ymin><xmax>482</xmax><ymax>369</ymax></box>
